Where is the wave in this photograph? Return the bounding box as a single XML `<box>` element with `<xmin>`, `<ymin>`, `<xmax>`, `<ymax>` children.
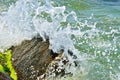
<box><xmin>0</xmin><ymin>0</ymin><xmax>84</xmax><ymax>77</ymax></box>
<box><xmin>0</xmin><ymin>0</ymin><xmax>120</xmax><ymax>80</ymax></box>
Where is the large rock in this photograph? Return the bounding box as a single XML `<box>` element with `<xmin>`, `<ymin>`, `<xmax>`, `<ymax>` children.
<box><xmin>10</xmin><ymin>37</ymin><xmax>59</xmax><ymax>80</ymax></box>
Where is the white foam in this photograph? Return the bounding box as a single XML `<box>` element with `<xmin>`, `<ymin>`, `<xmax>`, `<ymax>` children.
<box><xmin>0</xmin><ymin>0</ymin><xmax>99</xmax><ymax>79</ymax></box>
<box><xmin>0</xmin><ymin>0</ymin><xmax>38</xmax><ymax>49</ymax></box>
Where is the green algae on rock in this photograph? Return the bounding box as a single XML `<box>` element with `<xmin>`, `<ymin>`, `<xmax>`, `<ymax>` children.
<box><xmin>0</xmin><ymin>50</ymin><xmax>17</xmax><ymax>80</ymax></box>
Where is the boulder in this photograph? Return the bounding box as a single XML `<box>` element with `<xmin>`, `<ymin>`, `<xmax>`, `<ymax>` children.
<box><xmin>10</xmin><ymin>37</ymin><xmax>59</xmax><ymax>80</ymax></box>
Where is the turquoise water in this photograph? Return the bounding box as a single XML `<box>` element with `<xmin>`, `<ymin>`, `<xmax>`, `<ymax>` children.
<box><xmin>53</xmin><ymin>0</ymin><xmax>120</xmax><ymax>80</ymax></box>
<box><xmin>0</xmin><ymin>0</ymin><xmax>120</xmax><ymax>80</ymax></box>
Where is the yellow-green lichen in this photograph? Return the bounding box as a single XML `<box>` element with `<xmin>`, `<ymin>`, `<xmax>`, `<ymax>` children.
<box><xmin>0</xmin><ymin>50</ymin><xmax>17</xmax><ymax>80</ymax></box>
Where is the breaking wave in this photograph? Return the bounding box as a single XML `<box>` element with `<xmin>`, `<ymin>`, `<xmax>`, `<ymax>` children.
<box><xmin>0</xmin><ymin>0</ymin><xmax>120</xmax><ymax>80</ymax></box>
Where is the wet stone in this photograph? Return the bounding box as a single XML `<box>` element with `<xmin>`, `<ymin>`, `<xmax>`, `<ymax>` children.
<box><xmin>10</xmin><ymin>37</ymin><xmax>59</xmax><ymax>80</ymax></box>
<box><xmin>0</xmin><ymin>72</ymin><xmax>13</xmax><ymax>80</ymax></box>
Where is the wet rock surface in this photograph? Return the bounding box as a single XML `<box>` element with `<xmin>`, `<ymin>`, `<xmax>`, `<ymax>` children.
<box><xmin>0</xmin><ymin>72</ymin><xmax>13</xmax><ymax>80</ymax></box>
<box><xmin>10</xmin><ymin>37</ymin><xmax>58</xmax><ymax>80</ymax></box>
<box><xmin>9</xmin><ymin>37</ymin><xmax>78</xmax><ymax>80</ymax></box>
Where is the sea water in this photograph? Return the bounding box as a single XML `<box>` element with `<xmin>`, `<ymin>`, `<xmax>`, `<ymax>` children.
<box><xmin>0</xmin><ymin>0</ymin><xmax>120</xmax><ymax>80</ymax></box>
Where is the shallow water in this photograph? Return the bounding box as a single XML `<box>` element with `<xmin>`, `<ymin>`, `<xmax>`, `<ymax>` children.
<box><xmin>0</xmin><ymin>0</ymin><xmax>120</xmax><ymax>80</ymax></box>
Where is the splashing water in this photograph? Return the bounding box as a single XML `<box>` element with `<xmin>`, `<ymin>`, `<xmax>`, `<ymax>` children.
<box><xmin>0</xmin><ymin>0</ymin><xmax>120</xmax><ymax>80</ymax></box>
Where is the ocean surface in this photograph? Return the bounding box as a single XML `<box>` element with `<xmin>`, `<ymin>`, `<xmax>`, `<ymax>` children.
<box><xmin>0</xmin><ymin>0</ymin><xmax>120</xmax><ymax>80</ymax></box>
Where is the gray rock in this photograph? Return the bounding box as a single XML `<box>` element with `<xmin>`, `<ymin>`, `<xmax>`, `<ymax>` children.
<box><xmin>0</xmin><ymin>72</ymin><xmax>13</xmax><ymax>80</ymax></box>
<box><xmin>10</xmin><ymin>37</ymin><xmax>58</xmax><ymax>80</ymax></box>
